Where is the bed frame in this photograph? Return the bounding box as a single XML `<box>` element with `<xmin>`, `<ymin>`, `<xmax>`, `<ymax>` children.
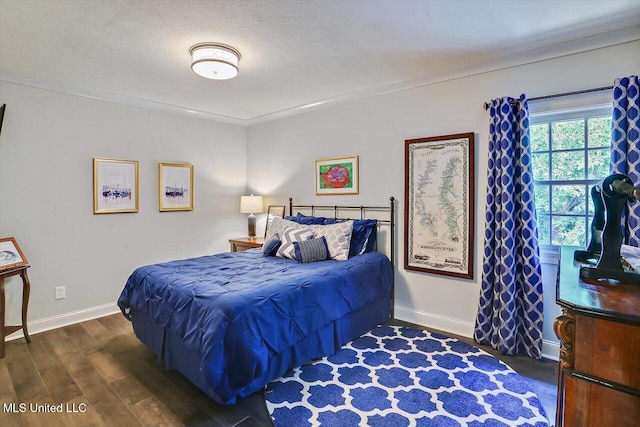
<box><xmin>289</xmin><ymin>196</ymin><xmax>396</xmax><ymax>318</ymax></box>
<box><xmin>125</xmin><ymin>196</ymin><xmax>397</xmax><ymax>404</ymax></box>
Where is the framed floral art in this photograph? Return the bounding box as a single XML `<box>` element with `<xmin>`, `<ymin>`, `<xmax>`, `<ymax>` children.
<box><xmin>315</xmin><ymin>155</ymin><xmax>359</xmax><ymax>195</ymax></box>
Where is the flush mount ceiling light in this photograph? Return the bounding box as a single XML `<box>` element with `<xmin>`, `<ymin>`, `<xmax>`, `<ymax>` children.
<box><xmin>190</xmin><ymin>43</ymin><xmax>241</xmax><ymax>80</ymax></box>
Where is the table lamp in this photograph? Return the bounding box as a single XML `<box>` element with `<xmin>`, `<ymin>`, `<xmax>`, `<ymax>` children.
<box><xmin>240</xmin><ymin>194</ymin><xmax>264</xmax><ymax>238</ymax></box>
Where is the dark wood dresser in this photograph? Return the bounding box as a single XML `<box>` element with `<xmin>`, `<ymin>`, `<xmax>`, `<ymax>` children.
<box><xmin>554</xmin><ymin>246</ymin><xmax>640</xmax><ymax>427</ymax></box>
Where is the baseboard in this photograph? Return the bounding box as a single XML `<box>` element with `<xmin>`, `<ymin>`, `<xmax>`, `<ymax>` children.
<box><xmin>394</xmin><ymin>305</ymin><xmax>475</xmax><ymax>338</ymax></box>
<box><xmin>5</xmin><ymin>302</ymin><xmax>120</xmax><ymax>341</ymax></box>
<box><xmin>542</xmin><ymin>339</ymin><xmax>560</xmax><ymax>361</ymax></box>
<box><xmin>395</xmin><ymin>305</ymin><xmax>561</xmax><ymax>361</ymax></box>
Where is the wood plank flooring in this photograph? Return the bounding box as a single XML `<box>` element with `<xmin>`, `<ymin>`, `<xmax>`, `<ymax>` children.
<box><xmin>0</xmin><ymin>314</ymin><xmax>557</xmax><ymax>426</ymax></box>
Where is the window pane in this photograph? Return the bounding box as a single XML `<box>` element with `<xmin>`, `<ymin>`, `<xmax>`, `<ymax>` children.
<box><xmin>588</xmin><ymin>148</ymin><xmax>610</xmax><ymax>179</ymax></box>
<box><xmin>534</xmin><ymin>184</ymin><xmax>549</xmax><ymax>213</ymax></box>
<box><xmin>552</xmin><ymin>119</ymin><xmax>585</xmax><ymax>150</ymax></box>
<box><xmin>532</xmin><ymin>153</ymin><xmax>550</xmax><ymax>181</ymax></box>
<box><xmin>552</xmin><ymin>151</ymin><xmax>584</xmax><ymax>180</ymax></box>
<box><xmin>552</xmin><ymin>216</ymin><xmax>586</xmax><ymax>246</ymax></box>
<box><xmin>588</xmin><ymin>116</ymin><xmax>612</xmax><ymax>148</ymax></box>
<box><xmin>587</xmin><ymin>184</ymin><xmax>598</xmax><ymax>215</ymax></box>
<box><xmin>586</xmin><ymin>215</ymin><xmax>594</xmax><ymax>247</ymax></box>
<box><xmin>537</xmin><ymin>214</ymin><xmax>550</xmax><ymax>245</ymax></box>
<box><xmin>530</xmin><ymin>124</ymin><xmax>549</xmax><ymax>152</ymax></box>
<box><xmin>552</xmin><ymin>185</ymin><xmax>585</xmax><ymax>214</ymax></box>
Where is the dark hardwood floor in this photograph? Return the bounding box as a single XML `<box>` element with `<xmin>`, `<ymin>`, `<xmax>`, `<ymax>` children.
<box><xmin>0</xmin><ymin>314</ymin><xmax>557</xmax><ymax>426</ymax></box>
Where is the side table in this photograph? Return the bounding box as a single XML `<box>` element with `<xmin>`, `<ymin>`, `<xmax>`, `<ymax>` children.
<box><xmin>0</xmin><ymin>265</ymin><xmax>32</xmax><ymax>358</ymax></box>
<box><xmin>229</xmin><ymin>237</ymin><xmax>265</xmax><ymax>252</ymax></box>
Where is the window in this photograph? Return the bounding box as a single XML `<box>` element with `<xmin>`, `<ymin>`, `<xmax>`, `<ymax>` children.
<box><xmin>531</xmin><ymin>107</ymin><xmax>612</xmax><ymax>247</ymax></box>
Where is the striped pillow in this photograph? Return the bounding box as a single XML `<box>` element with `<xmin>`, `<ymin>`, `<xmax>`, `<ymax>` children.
<box><xmin>293</xmin><ymin>237</ymin><xmax>330</xmax><ymax>263</ymax></box>
<box><xmin>266</xmin><ymin>217</ymin><xmax>308</xmax><ymax>241</ymax></box>
<box><xmin>276</xmin><ymin>227</ymin><xmax>314</xmax><ymax>260</ymax></box>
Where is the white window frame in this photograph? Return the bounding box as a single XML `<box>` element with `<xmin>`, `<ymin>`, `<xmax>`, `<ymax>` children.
<box><xmin>529</xmin><ymin>91</ymin><xmax>612</xmax><ymax>265</ymax></box>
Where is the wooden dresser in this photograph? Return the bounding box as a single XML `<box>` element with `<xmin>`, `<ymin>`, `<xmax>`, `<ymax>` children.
<box><xmin>554</xmin><ymin>246</ymin><xmax>640</xmax><ymax>427</ymax></box>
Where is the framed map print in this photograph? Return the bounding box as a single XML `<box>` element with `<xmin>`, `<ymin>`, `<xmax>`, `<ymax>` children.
<box><xmin>404</xmin><ymin>133</ymin><xmax>474</xmax><ymax>279</ymax></box>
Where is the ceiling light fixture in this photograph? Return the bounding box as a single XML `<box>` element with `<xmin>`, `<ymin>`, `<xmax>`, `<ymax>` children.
<box><xmin>190</xmin><ymin>43</ymin><xmax>241</xmax><ymax>80</ymax></box>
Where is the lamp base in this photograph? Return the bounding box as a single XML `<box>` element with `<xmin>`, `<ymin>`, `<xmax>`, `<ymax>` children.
<box><xmin>248</xmin><ymin>214</ymin><xmax>257</xmax><ymax>238</ymax></box>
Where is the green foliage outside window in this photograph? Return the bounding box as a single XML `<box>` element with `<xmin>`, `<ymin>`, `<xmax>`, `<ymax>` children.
<box><xmin>531</xmin><ymin>113</ymin><xmax>612</xmax><ymax>246</ymax></box>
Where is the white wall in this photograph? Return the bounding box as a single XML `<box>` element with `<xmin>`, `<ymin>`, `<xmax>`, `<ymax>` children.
<box><xmin>0</xmin><ymin>81</ymin><xmax>247</xmax><ymax>330</ymax></box>
<box><xmin>247</xmin><ymin>40</ymin><xmax>640</xmax><ymax>359</ymax></box>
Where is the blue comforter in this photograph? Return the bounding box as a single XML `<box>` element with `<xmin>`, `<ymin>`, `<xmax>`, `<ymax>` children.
<box><xmin>117</xmin><ymin>249</ymin><xmax>392</xmax><ymax>403</ymax></box>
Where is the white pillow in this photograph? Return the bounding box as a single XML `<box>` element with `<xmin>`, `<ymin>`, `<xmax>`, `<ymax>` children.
<box><xmin>308</xmin><ymin>221</ymin><xmax>353</xmax><ymax>261</ymax></box>
<box><xmin>276</xmin><ymin>227</ymin><xmax>314</xmax><ymax>259</ymax></box>
<box><xmin>267</xmin><ymin>216</ymin><xmax>308</xmax><ymax>241</ymax></box>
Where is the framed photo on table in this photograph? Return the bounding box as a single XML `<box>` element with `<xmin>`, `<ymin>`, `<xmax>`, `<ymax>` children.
<box><xmin>0</xmin><ymin>237</ymin><xmax>28</xmax><ymax>271</ymax></box>
<box><xmin>264</xmin><ymin>205</ymin><xmax>285</xmax><ymax>238</ymax></box>
<box><xmin>404</xmin><ymin>132</ymin><xmax>474</xmax><ymax>279</ymax></box>
<box><xmin>159</xmin><ymin>163</ymin><xmax>194</xmax><ymax>211</ymax></box>
<box><xmin>315</xmin><ymin>155</ymin><xmax>359</xmax><ymax>195</ymax></box>
<box><xmin>93</xmin><ymin>158</ymin><xmax>139</xmax><ymax>214</ymax></box>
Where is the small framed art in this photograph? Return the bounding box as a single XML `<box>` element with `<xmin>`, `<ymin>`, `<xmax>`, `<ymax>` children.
<box><xmin>159</xmin><ymin>162</ymin><xmax>194</xmax><ymax>211</ymax></box>
<box><xmin>264</xmin><ymin>205</ymin><xmax>285</xmax><ymax>238</ymax></box>
<box><xmin>0</xmin><ymin>237</ymin><xmax>28</xmax><ymax>271</ymax></box>
<box><xmin>93</xmin><ymin>158</ymin><xmax>139</xmax><ymax>214</ymax></box>
<box><xmin>315</xmin><ymin>155</ymin><xmax>359</xmax><ymax>195</ymax></box>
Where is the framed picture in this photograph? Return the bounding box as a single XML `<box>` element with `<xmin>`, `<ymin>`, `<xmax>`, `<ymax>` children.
<box><xmin>0</xmin><ymin>237</ymin><xmax>28</xmax><ymax>271</ymax></box>
<box><xmin>264</xmin><ymin>205</ymin><xmax>286</xmax><ymax>238</ymax></box>
<box><xmin>315</xmin><ymin>155</ymin><xmax>359</xmax><ymax>195</ymax></box>
<box><xmin>404</xmin><ymin>132</ymin><xmax>474</xmax><ymax>279</ymax></box>
<box><xmin>93</xmin><ymin>158</ymin><xmax>139</xmax><ymax>214</ymax></box>
<box><xmin>159</xmin><ymin>162</ymin><xmax>194</xmax><ymax>211</ymax></box>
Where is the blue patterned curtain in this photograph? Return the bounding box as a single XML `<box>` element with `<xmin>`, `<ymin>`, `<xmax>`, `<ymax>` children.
<box><xmin>611</xmin><ymin>75</ymin><xmax>640</xmax><ymax>245</ymax></box>
<box><xmin>474</xmin><ymin>95</ymin><xmax>544</xmax><ymax>359</ymax></box>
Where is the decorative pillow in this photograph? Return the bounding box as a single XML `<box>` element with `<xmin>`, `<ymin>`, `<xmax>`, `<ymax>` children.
<box><xmin>285</xmin><ymin>214</ymin><xmax>325</xmax><ymax>225</ymax></box>
<box><xmin>350</xmin><ymin>219</ymin><xmax>378</xmax><ymax>256</ymax></box>
<box><xmin>262</xmin><ymin>237</ymin><xmax>281</xmax><ymax>257</ymax></box>
<box><xmin>308</xmin><ymin>221</ymin><xmax>353</xmax><ymax>261</ymax></box>
<box><xmin>363</xmin><ymin>225</ymin><xmax>377</xmax><ymax>253</ymax></box>
<box><xmin>292</xmin><ymin>214</ymin><xmax>377</xmax><ymax>257</ymax></box>
<box><xmin>293</xmin><ymin>237</ymin><xmax>330</xmax><ymax>263</ymax></box>
<box><xmin>267</xmin><ymin>216</ymin><xmax>309</xmax><ymax>241</ymax></box>
<box><xmin>276</xmin><ymin>227</ymin><xmax>314</xmax><ymax>259</ymax></box>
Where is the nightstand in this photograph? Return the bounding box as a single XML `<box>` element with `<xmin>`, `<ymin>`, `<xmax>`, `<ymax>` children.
<box><xmin>229</xmin><ymin>237</ymin><xmax>265</xmax><ymax>252</ymax></box>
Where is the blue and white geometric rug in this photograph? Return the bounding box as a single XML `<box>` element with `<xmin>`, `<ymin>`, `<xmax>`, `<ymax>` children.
<box><xmin>265</xmin><ymin>326</ymin><xmax>549</xmax><ymax>427</ymax></box>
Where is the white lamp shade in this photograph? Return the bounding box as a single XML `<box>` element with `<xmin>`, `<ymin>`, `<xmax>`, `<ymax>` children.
<box><xmin>240</xmin><ymin>195</ymin><xmax>264</xmax><ymax>214</ymax></box>
<box><xmin>190</xmin><ymin>43</ymin><xmax>240</xmax><ymax>80</ymax></box>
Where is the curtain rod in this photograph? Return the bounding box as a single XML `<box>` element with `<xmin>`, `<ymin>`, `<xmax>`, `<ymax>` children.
<box><xmin>482</xmin><ymin>85</ymin><xmax>613</xmax><ymax>111</ymax></box>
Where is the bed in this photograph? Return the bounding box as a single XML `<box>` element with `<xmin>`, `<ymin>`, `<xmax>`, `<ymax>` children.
<box><xmin>117</xmin><ymin>198</ymin><xmax>396</xmax><ymax>405</ymax></box>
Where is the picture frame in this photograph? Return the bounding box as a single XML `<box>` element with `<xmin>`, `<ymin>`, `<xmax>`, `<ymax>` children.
<box><xmin>404</xmin><ymin>132</ymin><xmax>474</xmax><ymax>279</ymax></box>
<box><xmin>315</xmin><ymin>155</ymin><xmax>359</xmax><ymax>195</ymax></box>
<box><xmin>264</xmin><ymin>205</ymin><xmax>286</xmax><ymax>238</ymax></box>
<box><xmin>93</xmin><ymin>157</ymin><xmax>139</xmax><ymax>214</ymax></box>
<box><xmin>0</xmin><ymin>237</ymin><xmax>28</xmax><ymax>271</ymax></box>
<box><xmin>159</xmin><ymin>162</ymin><xmax>194</xmax><ymax>211</ymax></box>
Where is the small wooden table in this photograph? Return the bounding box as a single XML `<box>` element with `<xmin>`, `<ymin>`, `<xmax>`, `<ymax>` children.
<box><xmin>0</xmin><ymin>265</ymin><xmax>32</xmax><ymax>358</ymax></box>
<box><xmin>229</xmin><ymin>237</ymin><xmax>265</xmax><ymax>252</ymax></box>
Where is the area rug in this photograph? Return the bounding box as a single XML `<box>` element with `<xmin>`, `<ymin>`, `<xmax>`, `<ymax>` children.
<box><xmin>265</xmin><ymin>325</ymin><xmax>549</xmax><ymax>427</ymax></box>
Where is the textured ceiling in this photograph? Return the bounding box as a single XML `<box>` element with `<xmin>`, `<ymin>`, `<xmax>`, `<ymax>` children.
<box><xmin>1</xmin><ymin>0</ymin><xmax>639</xmax><ymax>124</ymax></box>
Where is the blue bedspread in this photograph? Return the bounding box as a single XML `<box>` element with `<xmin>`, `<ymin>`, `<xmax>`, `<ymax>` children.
<box><xmin>117</xmin><ymin>250</ymin><xmax>392</xmax><ymax>404</ymax></box>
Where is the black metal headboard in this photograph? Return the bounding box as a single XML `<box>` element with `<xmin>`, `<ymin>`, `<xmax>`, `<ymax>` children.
<box><xmin>289</xmin><ymin>197</ymin><xmax>396</xmax><ymax>318</ymax></box>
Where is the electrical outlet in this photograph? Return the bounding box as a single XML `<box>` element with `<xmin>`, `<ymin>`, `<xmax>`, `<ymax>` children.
<box><xmin>55</xmin><ymin>286</ymin><xmax>66</xmax><ymax>300</ymax></box>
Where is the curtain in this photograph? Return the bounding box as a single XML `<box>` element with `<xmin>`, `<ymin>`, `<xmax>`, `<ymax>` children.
<box><xmin>474</xmin><ymin>94</ymin><xmax>544</xmax><ymax>359</ymax></box>
<box><xmin>611</xmin><ymin>75</ymin><xmax>640</xmax><ymax>245</ymax></box>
